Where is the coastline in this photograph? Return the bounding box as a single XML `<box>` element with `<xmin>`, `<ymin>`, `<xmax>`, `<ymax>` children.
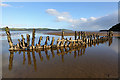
<box><xmin>1</xmin><ymin>30</ymin><xmax>120</xmax><ymax>37</ymax></box>
<box><xmin>44</xmin><ymin>31</ymin><xmax>120</xmax><ymax>37</ymax></box>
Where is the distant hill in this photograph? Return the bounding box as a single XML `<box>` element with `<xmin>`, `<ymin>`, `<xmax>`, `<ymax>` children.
<box><xmin>0</xmin><ymin>27</ymin><xmax>72</xmax><ymax>31</ymax></box>
<box><xmin>109</xmin><ymin>23</ymin><xmax>120</xmax><ymax>31</ymax></box>
<box><xmin>100</xmin><ymin>23</ymin><xmax>120</xmax><ymax>32</ymax></box>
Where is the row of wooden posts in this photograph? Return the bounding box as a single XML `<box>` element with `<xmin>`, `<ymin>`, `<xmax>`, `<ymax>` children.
<box><xmin>5</xmin><ymin>27</ymin><xmax>113</xmax><ymax>51</ymax></box>
<box><xmin>8</xmin><ymin>37</ymin><xmax>113</xmax><ymax>71</ymax></box>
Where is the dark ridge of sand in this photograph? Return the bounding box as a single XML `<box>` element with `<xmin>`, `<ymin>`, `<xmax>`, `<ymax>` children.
<box><xmin>44</xmin><ymin>31</ymin><xmax>120</xmax><ymax>37</ymax></box>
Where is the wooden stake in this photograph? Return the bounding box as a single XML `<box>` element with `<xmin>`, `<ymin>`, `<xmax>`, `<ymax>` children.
<box><xmin>45</xmin><ymin>36</ymin><xmax>49</xmax><ymax>46</ymax></box>
<box><xmin>60</xmin><ymin>39</ymin><xmax>64</xmax><ymax>47</ymax></box>
<box><xmin>21</xmin><ymin>35</ymin><xmax>26</xmax><ymax>49</ymax></box>
<box><xmin>16</xmin><ymin>43</ymin><xmax>20</xmax><ymax>49</ymax></box>
<box><xmin>64</xmin><ymin>38</ymin><xmax>68</xmax><ymax>47</ymax></box>
<box><xmin>62</xmin><ymin>31</ymin><xmax>64</xmax><ymax>39</ymax></box>
<box><xmin>32</xmin><ymin>29</ymin><xmax>35</xmax><ymax>49</ymax></box>
<box><xmin>68</xmin><ymin>37</ymin><xmax>73</xmax><ymax>47</ymax></box>
<box><xmin>57</xmin><ymin>38</ymin><xmax>60</xmax><ymax>47</ymax></box>
<box><xmin>18</xmin><ymin>39</ymin><xmax>22</xmax><ymax>48</ymax></box>
<box><xmin>78</xmin><ymin>31</ymin><xmax>80</xmax><ymax>39</ymax></box>
<box><xmin>5</xmin><ymin>27</ymin><xmax>14</xmax><ymax>50</ymax></box>
<box><xmin>75</xmin><ymin>31</ymin><xmax>77</xmax><ymax>40</ymax></box>
<box><xmin>27</xmin><ymin>34</ymin><xmax>30</xmax><ymax>48</ymax></box>
<box><xmin>38</xmin><ymin>36</ymin><xmax>42</xmax><ymax>46</ymax></box>
<box><xmin>51</xmin><ymin>37</ymin><xmax>55</xmax><ymax>46</ymax></box>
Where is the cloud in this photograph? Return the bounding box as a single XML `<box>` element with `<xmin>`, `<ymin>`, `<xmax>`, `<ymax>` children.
<box><xmin>46</xmin><ymin>9</ymin><xmax>118</xmax><ymax>31</ymax></box>
<box><xmin>46</xmin><ymin>9</ymin><xmax>73</xmax><ymax>22</ymax></box>
<box><xmin>0</xmin><ymin>3</ymin><xmax>11</xmax><ymax>7</ymax></box>
<box><xmin>76</xmin><ymin>12</ymin><xmax>118</xmax><ymax>31</ymax></box>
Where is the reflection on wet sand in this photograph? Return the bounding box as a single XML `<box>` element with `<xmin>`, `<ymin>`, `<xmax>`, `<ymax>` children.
<box><xmin>8</xmin><ymin>37</ymin><xmax>113</xmax><ymax>71</ymax></box>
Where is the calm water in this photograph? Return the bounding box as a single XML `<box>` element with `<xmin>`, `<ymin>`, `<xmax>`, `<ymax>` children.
<box><xmin>1</xmin><ymin>31</ymin><xmax>119</xmax><ymax>78</ymax></box>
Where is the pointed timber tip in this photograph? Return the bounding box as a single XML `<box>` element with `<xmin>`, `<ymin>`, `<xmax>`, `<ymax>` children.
<box><xmin>6</xmin><ymin>26</ymin><xmax>8</xmax><ymax>28</ymax></box>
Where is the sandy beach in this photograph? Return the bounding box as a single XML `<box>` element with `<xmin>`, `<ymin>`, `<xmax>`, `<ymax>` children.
<box><xmin>45</xmin><ymin>31</ymin><xmax>120</xmax><ymax>37</ymax></box>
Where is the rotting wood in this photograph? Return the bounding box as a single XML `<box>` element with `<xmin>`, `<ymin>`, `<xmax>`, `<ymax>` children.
<box><xmin>5</xmin><ymin>27</ymin><xmax>113</xmax><ymax>51</ymax></box>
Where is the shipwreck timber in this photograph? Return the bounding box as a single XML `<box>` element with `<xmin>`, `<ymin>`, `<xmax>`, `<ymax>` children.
<box><xmin>5</xmin><ymin>27</ymin><xmax>113</xmax><ymax>51</ymax></box>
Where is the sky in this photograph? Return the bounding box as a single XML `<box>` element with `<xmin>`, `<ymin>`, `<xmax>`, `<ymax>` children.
<box><xmin>0</xmin><ymin>2</ymin><xmax>118</xmax><ymax>31</ymax></box>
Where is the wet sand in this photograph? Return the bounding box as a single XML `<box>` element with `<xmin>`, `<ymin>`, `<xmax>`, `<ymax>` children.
<box><xmin>2</xmin><ymin>35</ymin><xmax>118</xmax><ymax>78</ymax></box>
<box><xmin>1</xmin><ymin>31</ymin><xmax>119</xmax><ymax>78</ymax></box>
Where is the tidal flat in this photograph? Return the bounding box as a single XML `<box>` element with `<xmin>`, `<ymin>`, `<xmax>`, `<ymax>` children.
<box><xmin>1</xmin><ymin>30</ymin><xmax>119</xmax><ymax>78</ymax></box>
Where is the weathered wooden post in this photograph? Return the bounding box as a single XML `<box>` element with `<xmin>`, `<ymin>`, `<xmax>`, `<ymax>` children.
<box><xmin>27</xmin><ymin>34</ymin><xmax>30</xmax><ymax>49</ymax></box>
<box><xmin>75</xmin><ymin>31</ymin><xmax>77</xmax><ymax>40</ymax></box>
<box><xmin>90</xmin><ymin>35</ymin><xmax>93</xmax><ymax>44</ymax></box>
<box><xmin>64</xmin><ymin>38</ymin><xmax>68</xmax><ymax>47</ymax></box>
<box><xmin>81</xmin><ymin>31</ymin><xmax>83</xmax><ymax>40</ymax></box>
<box><xmin>21</xmin><ymin>35</ymin><xmax>26</xmax><ymax>49</ymax></box>
<box><xmin>78</xmin><ymin>31</ymin><xmax>81</xmax><ymax>39</ymax></box>
<box><xmin>16</xmin><ymin>43</ymin><xmax>20</xmax><ymax>49</ymax></box>
<box><xmin>57</xmin><ymin>38</ymin><xmax>60</xmax><ymax>47</ymax></box>
<box><xmin>92</xmin><ymin>34</ymin><xmax>96</xmax><ymax>43</ymax></box>
<box><xmin>36</xmin><ymin>36</ymin><xmax>42</xmax><ymax>49</ymax></box>
<box><xmin>73</xmin><ymin>41</ymin><xmax>76</xmax><ymax>46</ymax></box>
<box><xmin>87</xmin><ymin>35</ymin><xmax>90</xmax><ymax>44</ymax></box>
<box><xmin>60</xmin><ymin>39</ymin><xmax>64</xmax><ymax>47</ymax></box>
<box><xmin>5</xmin><ymin>27</ymin><xmax>14</xmax><ymax>50</ymax></box>
<box><xmin>32</xmin><ymin>29</ymin><xmax>35</xmax><ymax>49</ymax></box>
<box><xmin>93</xmin><ymin>34</ymin><xmax>95</xmax><ymax>39</ymax></box>
<box><xmin>96</xmin><ymin>34</ymin><xmax>99</xmax><ymax>40</ymax></box>
<box><xmin>46</xmin><ymin>36</ymin><xmax>49</xmax><ymax>46</ymax></box>
<box><xmin>51</xmin><ymin>37</ymin><xmax>55</xmax><ymax>47</ymax></box>
<box><xmin>62</xmin><ymin>31</ymin><xmax>64</xmax><ymax>39</ymax></box>
<box><xmin>68</xmin><ymin>37</ymin><xmax>73</xmax><ymax>47</ymax></box>
<box><xmin>83</xmin><ymin>32</ymin><xmax>86</xmax><ymax>42</ymax></box>
<box><xmin>38</xmin><ymin>36</ymin><xmax>42</xmax><ymax>46</ymax></box>
<box><xmin>18</xmin><ymin>39</ymin><xmax>22</xmax><ymax>49</ymax></box>
<box><xmin>44</xmin><ymin>36</ymin><xmax>50</xmax><ymax>48</ymax></box>
<box><xmin>108</xmin><ymin>31</ymin><xmax>113</xmax><ymax>37</ymax></box>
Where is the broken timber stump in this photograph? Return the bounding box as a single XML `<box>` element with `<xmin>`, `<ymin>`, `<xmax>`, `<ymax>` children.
<box><xmin>51</xmin><ymin>37</ymin><xmax>55</xmax><ymax>47</ymax></box>
<box><xmin>75</xmin><ymin>31</ymin><xmax>77</xmax><ymax>40</ymax></box>
<box><xmin>78</xmin><ymin>31</ymin><xmax>81</xmax><ymax>39</ymax></box>
<box><xmin>62</xmin><ymin>31</ymin><xmax>64</xmax><ymax>39</ymax></box>
<box><xmin>36</xmin><ymin>36</ymin><xmax>43</xmax><ymax>49</ymax></box>
<box><xmin>31</xmin><ymin>29</ymin><xmax>35</xmax><ymax>49</ymax></box>
<box><xmin>27</xmin><ymin>34</ymin><xmax>30</xmax><ymax>49</ymax></box>
<box><xmin>5</xmin><ymin>27</ymin><xmax>14</xmax><ymax>50</ymax></box>
<box><xmin>5</xmin><ymin>27</ymin><xmax>112</xmax><ymax>51</ymax></box>
<box><xmin>21</xmin><ymin>35</ymin><xmax>26</xmax><ymax>49</ymax></box>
